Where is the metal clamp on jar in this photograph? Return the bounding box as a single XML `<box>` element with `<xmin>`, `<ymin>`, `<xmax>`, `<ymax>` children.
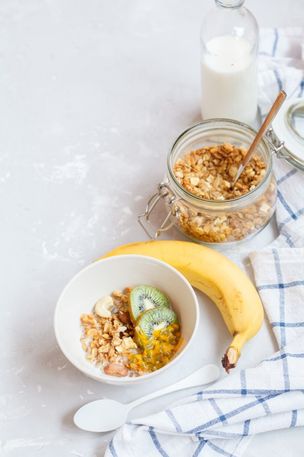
<box><xmin>139</xmin><ymin>104</ymin><xmax>304</xmax><ymax>246</ymax></box>
<box><xmin>138</xmin><ymin>183</ymin><xmax>181</xmax><ymax>239</ymax></box>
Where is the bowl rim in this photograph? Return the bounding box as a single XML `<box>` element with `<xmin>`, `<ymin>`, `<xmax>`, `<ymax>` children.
<box><xmin>54</xmin><ymin>254</ymin><xmax>199</xmax><ymax>384</ymax></box>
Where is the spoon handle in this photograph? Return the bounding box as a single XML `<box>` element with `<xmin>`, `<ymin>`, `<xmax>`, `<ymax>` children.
<box><xmin>129</xmin><ymin>364</ymin><xmax>219</xmax><ymax>409</ymax></box>
<box><xmin>233</xmin><ymin>90</ymin><xmax>287</xmax><ymax>186</ymax></box>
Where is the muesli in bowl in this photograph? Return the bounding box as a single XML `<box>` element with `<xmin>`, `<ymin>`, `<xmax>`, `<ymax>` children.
<box><xmin>54</xmin><ymin>254</ymin><xmax>198</xmax><ymax>384</ymax></box>
<box><xmin>80</xmin><ymin>285</ymin><xmax>181</xmax><ymax>377</ymax></box>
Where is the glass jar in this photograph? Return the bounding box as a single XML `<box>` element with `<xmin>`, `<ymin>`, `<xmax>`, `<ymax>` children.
<box><xmin>139</xmin><ymin>119</ymin><xmax>278</xmax><ymax>246</ymax></box>
<box><xmin>200</xmin><ymin>0</ymin><xmax>259</xmax><ymax>125</ymax></box>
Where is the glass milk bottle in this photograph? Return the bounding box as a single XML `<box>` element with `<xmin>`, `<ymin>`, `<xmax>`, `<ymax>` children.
<box><xmin>200</xmin><ymin>0</ymin><xmax>258</xmax><ymax>125</ymax></box>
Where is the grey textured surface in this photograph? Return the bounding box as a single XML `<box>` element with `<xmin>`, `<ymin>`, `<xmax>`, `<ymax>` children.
<box><xmin>0</xmin><ymin>1</ymin><xmax>303</xmax><ymax>455</ymax></box>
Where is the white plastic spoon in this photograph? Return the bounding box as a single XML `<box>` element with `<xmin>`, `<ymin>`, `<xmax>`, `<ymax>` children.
<box><xmin>74</xmin><ymin>364</ymin><xmax>219</xmax><ymax>432</ymax></box>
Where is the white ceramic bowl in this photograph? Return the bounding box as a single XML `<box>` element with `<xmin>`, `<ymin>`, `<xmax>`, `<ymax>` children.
<box><xmin>54</xmin><ymin>254</ymin><xmax>199</xmax><ymax>385</ymax></box>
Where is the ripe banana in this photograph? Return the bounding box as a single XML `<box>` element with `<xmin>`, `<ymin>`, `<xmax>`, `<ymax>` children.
<box><xmin>103</xmin><ymin>240</ymin><xmax>264</xmax><ymax>372</ymax></box>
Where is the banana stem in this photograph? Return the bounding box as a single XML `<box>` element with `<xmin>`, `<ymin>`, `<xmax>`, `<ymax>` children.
<box><xmin>222</xmin><ymin>333</ymin><xmax>247</xmax><ymax>373</ymax></box>
<box><xmin>222</xmin><ymin>347</ymin><xmax>239</xmax><ymax>372</ymax></box>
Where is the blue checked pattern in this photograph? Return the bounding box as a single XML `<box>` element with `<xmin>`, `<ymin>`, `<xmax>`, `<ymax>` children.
<box><xmin>105</xmin><ymin>29</ymin><xmax>304</xmax><ymax>457</ymax></box>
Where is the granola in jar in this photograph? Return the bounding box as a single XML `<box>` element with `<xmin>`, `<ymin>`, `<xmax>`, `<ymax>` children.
<box><xmin>171</xmin><ymin>142</ymin><xmax>276</xmax><ymax>243</ymax></box>
<box><xmin>138</xmin><ymin>120</ymin><xmax>278</xmax><ymax>245</ymax></box>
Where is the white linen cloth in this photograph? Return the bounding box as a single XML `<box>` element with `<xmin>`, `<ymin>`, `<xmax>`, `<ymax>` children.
<box><xmin>105</xmin><ymin>29</ymin><xmax>304</xmax><ymax>457</ymax></box>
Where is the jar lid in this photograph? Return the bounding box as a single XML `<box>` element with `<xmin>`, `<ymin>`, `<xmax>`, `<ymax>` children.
<box><xmin>272</xmin><ymin>97</ymin><xmax>304</xmax><ymax>171</ymax></box>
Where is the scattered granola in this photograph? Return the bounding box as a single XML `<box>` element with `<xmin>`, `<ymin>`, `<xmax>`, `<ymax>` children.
<box><xmin>172</xmin><ymin>143</ymin><xmax>276</xmax><ymax>243</ymax></box>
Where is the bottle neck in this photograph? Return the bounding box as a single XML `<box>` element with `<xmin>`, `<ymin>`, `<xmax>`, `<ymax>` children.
<box><xmin>215</xmin><ymin>0</ymin><xmax>245</xmax><ymax>7</ymax></box>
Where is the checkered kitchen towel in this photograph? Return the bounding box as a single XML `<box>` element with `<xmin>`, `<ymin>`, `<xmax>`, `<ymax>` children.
<box><xmin>105</xmin><ymin>29</ymin><xmax>304</xmax><ymax>457</ymax></box>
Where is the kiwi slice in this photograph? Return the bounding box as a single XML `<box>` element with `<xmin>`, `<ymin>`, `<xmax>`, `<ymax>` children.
<box><xmin>136</xmin><ymin>307</ymin><xmax>178</xmax><ymax>338</ymax></box>
<box><xmin>129</xmin><ymin>285</ymin><xmax>171</xmax><ymax>321</ymax></box>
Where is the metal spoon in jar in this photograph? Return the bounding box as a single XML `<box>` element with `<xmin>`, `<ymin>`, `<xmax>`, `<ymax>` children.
<box><xmin>73</xmin><ymin>364</ymin><xmax>219</xmax><ymax>432</ymax></box>
<box><xmin>232</xmin><ymin>90</ymin><xmax>287</xmax><ymax>186</ymax></box>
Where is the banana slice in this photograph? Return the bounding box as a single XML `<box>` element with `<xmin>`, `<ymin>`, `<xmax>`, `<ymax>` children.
<box><xmin>94</xmin><ymin>296</ymin><xmax>114</xmax><ymax>318</ymax></box>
